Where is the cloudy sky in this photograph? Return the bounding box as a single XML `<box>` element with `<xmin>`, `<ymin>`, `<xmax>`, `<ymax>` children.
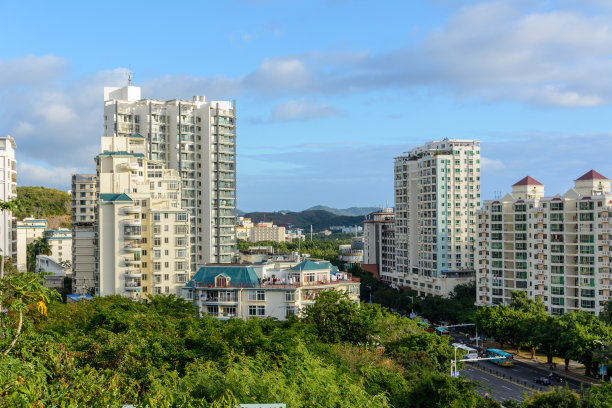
<box><xmin>1</xmin><ymin>0</ymin><xmax>611</xmax><ymax>212</ymax></box>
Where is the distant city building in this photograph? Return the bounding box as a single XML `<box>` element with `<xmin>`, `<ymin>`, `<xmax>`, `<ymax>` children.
<box><xmin>16</xmin><ymin>218</ymin><xmax>47</xmax><ymax>272</ymax></box>
<box><xmin>0</xmin><ymin>136</ymin><xmax>17</xmax><ymax>264</ymax></box>
<box><xmin>103</xmin><ymin>85</ymin><xmax>237</xmax><ymax>268</ymax></box>
<box><xmin>394</xmin><ymin>139</ymin><xmax>480</xmax><ymax>296</ymax></box>
<box><xmin>43</xmin><ymin>228</ymin><xmax>72</xmax><ymax>266</ymax></box>
<box><xmin>71</xmin><ymin>174</ymin><xmax>97</xmax><ymax>293</ymax></box>
<box><xmin>338</xmin><ymin>237</ymin><xmax>364</xmax><ymax>266</ymax></box>
<box><xmin>95</xmin><ymin>136</ymin><xmax>190</xmax><ymax>298</ymax></box>
<box><xmin>362</xmin><ymin>209</ymin><xmax>395</xmax><ymax>282</ymax></box>
<box><xmin>236</xmin><ymin>217</ymin><xmax>253</xmax><ymax>241</ymax></box>
<box><xmin>249</xmin><ymin>222</ymin><xmax>286</xmax><ymax>243</ymax></box>
<box><xmin>181</xmin><ymin>259</ymin><xmax>360</xmax><ymax>320</ymax></box>
<box><xmin>330</xmin><ymin>225</ymin><xmax>363</xmax><ymax>234</ymax></box>
<box><xmin>476</xmin><ymin>170</ymin><xmax>612</xmax><ymax>316</ymax></box>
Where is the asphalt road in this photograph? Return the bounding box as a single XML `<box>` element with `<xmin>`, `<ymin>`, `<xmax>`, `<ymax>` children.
<box><xmin>470</xmin><ymin>359</ymin><xmax>585</xmax><ymax>393</ymax></box>
<box><xmin>461</xmin><ymin>365</ymin><xmax>532</xmax><ymax>403</ymax></box>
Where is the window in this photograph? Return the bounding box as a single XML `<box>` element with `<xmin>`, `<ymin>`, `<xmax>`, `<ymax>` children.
<box><xmin>285</xmin><ymin>291</ymin><xmax>296</xmax><ymax>302</ymax></box>
<box><xmin>248</xmin><ymin>306</ymin><xmax>266</xmax><ymax>316</ymax></box>
<box><xmin>176</xmin><ymin>213</ymin><xmax>188</xmax><ymax>221</ymax></box>
<box><xmin>248</xmin><ymin>290</ymin><xmax>265</xmax><ymax>301</ymax></box>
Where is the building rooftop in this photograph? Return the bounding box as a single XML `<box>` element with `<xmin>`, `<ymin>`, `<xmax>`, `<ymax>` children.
<box><xmin>513</xmin><ymin>176</ymin><xmax>543</xmax><ymax>186</ymax></box>
<box><xmin>99</xmin><ymin>193</ymin><xmax>133</xmax><ymax>202</ymax></box>
<box><xmin>575</xmin><ymin>170</ymin><xmax>608</xmax><ymax>181</ymax></box>
<box><xmin>96</xmin><ymin>151</ymin><xmax>145</xmax><ymax>158</ymax></box>
<box><xmin>186</xmin><ymin>265</ymin><xmax>260</xmax><ymax>288</ymax></box>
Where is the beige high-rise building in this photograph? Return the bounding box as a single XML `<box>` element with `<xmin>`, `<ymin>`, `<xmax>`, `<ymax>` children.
<box><xmin>95</xmin><ymin>137</ymin><xmax>190</xmax><ymax>298</ymax></box>
<box><xmin>362</xmin><ymin>209</ymin><xmax>395</xmax><ymax>282</ymax></box>
<box><xmin>476</xmin><ymin>170</ymin><xmax>612</xmax><ymax>316</ymax></box>
<box><xmin>103</xmin><ymin>85</ymin><xmax>237</xmax><ymax>271</ymax></box>
<box><xmin>71</xmin><ymin>174</ymin><xmax>97</xmax><ymax>293</ymax></box>
<box><xmin>394</xmin><ymin>139</ymin><xmax>480</xmax><ymax>296</ymax></box>
<box><xmin>0</xmin><ymin>136</ymin><xmax>17</xmax><ymax>264</ymax></box>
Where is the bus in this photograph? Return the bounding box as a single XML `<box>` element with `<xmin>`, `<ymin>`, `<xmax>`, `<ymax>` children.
<box><xmin>485</xmin><ymin>349</ymin><xmax>514</xmax><ymax>367</ymax></box>
<box><xmin>435</xmin><ymin>327</ymin><xmax>450</xmax><ymax>337</ymax></box>
<box><xmin>452</xmin><ymin>343</ymin><xmax>478</xmax><ymax>360</ymax></box>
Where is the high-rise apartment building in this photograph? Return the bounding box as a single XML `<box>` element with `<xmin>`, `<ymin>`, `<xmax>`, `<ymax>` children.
<box><xmin>0</xmin><ymin>136</ymin><xmax>17</xmax><ymax>264</ymax></box>
<box><xmin>102</xmin><ymin>86</ymin><xmax>237</xmax><ymax>271</ymax></box>
<box><xmin>95</xmin><ymin>137</ymin><xmax>190</xmax><ymax>298</ymax></box>
<box><xmin>362</xmin><ymin>209</ymin><xmax>395</xmax><ymax>283</ymax></box>
<box><xmin>476</xmin><ymin>170</ymin><xmax>612</xmax><ymax>316</ymax></box>
<box><xmin>394</xmin><ymin>139</ymin><xmax>480</xmax><ymax>296</ymax></box>
<box><xmin>71</xmin><ymin>174</ymin><xmax>97</xmax><ymax>292</ymax></box>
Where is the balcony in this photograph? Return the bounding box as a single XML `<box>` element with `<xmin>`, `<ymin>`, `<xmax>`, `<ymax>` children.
<box><xmin>123</xmin><ymin>206</ymin><xmax>141</xmax><ymax>214</ymax></box>
<box><xmin>124</xmin><ymin>244</ymin><xmax>141</xmax><ymax>253</ymax></box>
<box><xmin>124</xmin><ymin>257</ymin><xmax>142</xmax><ymax>266</ymax></box>
<box><xmin>124</xmin><ymin>219</ymin><xmax>141</xmax><ymax>227</ymax></box>
<box><xmin>125</xmin><ymin>270</ymin><xmax>142</xmax><ymax>278</ymax></box>
<box><xmin>124</xmin><ymin>278</ymin><xmax>141</xmax><ymax>291</ymax></box>
<box><xmin>119</xmin><ymin>162</ymin><xmax>139</xmax><ymax>171</ymax></box>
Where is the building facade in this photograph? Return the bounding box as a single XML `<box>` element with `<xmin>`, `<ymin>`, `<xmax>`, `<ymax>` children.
<box><xmin>44</xmin><ymin>229</ymin><xmax>72</xmax><ymax>266</ymax></box>
<box><xmin>394</xmin><ymin>139</ymin><xmax>480</xmax><ymax>296</ymax></box>
<box><xmin>95</xmin><ymin>136</ymin><xmax>191</xmax><ymax>298</ymax></box>
<box><xmin>476</xmin><ymin>171</ymin><xmax>612</xmax><ymax>316</ymax></box>
<box><xmin>16</xmin><ymin>218</ymin><xmax>47</xmax><ymax>272</ymax></box>
<box><xmin>71</xmin><ymin>174</ymin><xmax>97</xmax><ymax>293</ymax></box>
<box><xmin>250</xmin><ymin>222</ymin><xmax>286</xmax><ymax>243</ymax></box>
<box><xmin>338</xmin><ymin>237</ymin><xmax>364</xmax><ymax>266</ymax></box>
<box><xmin>0</xmin><ymin>136</ymin><xmax>17</xmax><ymax>263</ymax></box>
<box><xmin>362</xmin><ymin>209</ymin><xmax>395</xmax><ymax>282</ymax></box>
<box><xmin>103</xmin><ymin>85</ymin><xmax>237</xmax><ymax>270</ymax></box>
<box><xmin>182</xmin><ymin>260</ymin><xmax>360</xmax><ymax>320</ymax></box>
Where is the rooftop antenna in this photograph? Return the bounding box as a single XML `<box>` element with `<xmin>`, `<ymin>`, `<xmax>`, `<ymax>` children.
<box><xmin>127</xmin><ymin>65</ymin><xmax>133</xmax><ymax>86</ymax></box>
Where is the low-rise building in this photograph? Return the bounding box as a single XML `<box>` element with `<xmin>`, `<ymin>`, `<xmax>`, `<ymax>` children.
<box><xmin>476</xmin><ymin>170</ymin><xmax>612</xmax><ymax>316</ymax></box>
<box><xmin>44</xmin><ymin>229</ymin><xmax>72</xmax><ymax>266</ymax></box>
<box><xmin>36</xmin><ymin>255</ymin><xmax>70</xmax><ymax>289</ymax></box>
<box><xmin>338</xmin><ymin>237</ymin><xmax>364</xmax><ymax>266</ymax></box>
<box><xmin>16</xmin><ymin>218</ymin><xmax>48</xmax><ymax>272</ymax></box>
<box><xmin>182</xmin><ymin>259</ymin><xmax>360</xmax><ymax>320</ymax></box>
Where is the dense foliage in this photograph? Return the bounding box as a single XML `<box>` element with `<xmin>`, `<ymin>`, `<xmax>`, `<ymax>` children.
<box><xmin>14</xmin><ymin>186</ymin><xmax>71</xmax><ymax>220</ymax></box>
<box><xmin>476</xmin><ymin>293</ymin><xmax>612</xmax><ymax>377</ymax></box>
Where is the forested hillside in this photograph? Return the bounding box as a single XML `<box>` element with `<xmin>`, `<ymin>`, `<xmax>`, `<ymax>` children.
<box><xmin>244</xmin><ymin>209</ymin><xmax>365</xmax><ymax>231</ymax></box>
<box><xmin>14</xmin><ymin>186</ymin><xmax>71</xmax><ymax>228</ymax></box>
<box><xmin>15</xmin><ymin>186</ymin><xmax>71</xmax><ymax>219</ymax></box>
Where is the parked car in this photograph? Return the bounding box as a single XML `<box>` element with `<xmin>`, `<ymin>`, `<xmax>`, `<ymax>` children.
<box><xmin>534</xmin><ymin>377</ymin><xmax>551</xmax><ymax>385</ymax></box>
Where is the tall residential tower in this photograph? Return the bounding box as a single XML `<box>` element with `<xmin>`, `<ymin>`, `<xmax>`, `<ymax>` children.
<box><xmin>103</xmin><ymin>86</ymin><xmax>237</xmax><ymax>271</ymax></box>
<box><xmin>0</xmin><ymin>136</ymin><xmax>17</xmax><ymax>264</ymax></box>
<box><xmin>394</xmin><ymin>139</ymin><xmax>480</xmax><ymax>296</ymax></box>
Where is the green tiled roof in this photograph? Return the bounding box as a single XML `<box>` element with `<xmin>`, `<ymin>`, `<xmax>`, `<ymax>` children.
<box><xmin>186</xmin><ymin>265</ymin><xmax>260</xmax><ymax>288</ymax></box>
<box><xmin>289</xmin><ymin>259</ymin><xmax>332</xmax><ymax>271</ymax></box>
<box><xmin>130</xmin><ymin>133</ymin><xmax>145</xmax><ymax>139</ymax></box>
<box><xmin>99</xmin><ymin>193</ymin><xmax>133</xmax><ymax>202</ymax></box>
<box><xmin>96</xmin><ymin>151</ymin><xmax>145</xmax><ymax>158</ymax></box>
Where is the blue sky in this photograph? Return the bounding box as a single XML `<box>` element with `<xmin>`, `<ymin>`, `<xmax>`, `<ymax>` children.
<box><xmin>1</xmin><ymin>0</ymin><xmax>611</xmax><ymax>212</ymax></box>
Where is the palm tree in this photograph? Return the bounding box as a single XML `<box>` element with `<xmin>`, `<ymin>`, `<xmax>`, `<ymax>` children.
<box><xmin>27</xmin><ymin>237</ymin><xmax>52</xmax><ymax>272</ymax></box>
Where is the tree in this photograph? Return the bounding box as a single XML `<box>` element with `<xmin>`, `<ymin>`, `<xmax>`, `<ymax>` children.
<box><xmin>27</xmin><ymin>237</ymin><xmax>51</xmax><ymax>272</ymax></box>
<box><xmin>0</xmin><ymin>272</ymin><xmax>60</xmax><ymax>355</ymax></box>
<box><xmin>521</xmin><ymin>387</ymin><xmax>580</xmax><ymax>408</ymax></box>
<box><xmin>582</xmin><ymin>382</ymin><xmax>612</xmax><ymax>408</ymax></box>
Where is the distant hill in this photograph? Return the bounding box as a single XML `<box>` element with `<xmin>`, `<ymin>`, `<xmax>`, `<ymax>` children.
<box><xmin>243</xmin><ymin>210</ymin><xmax>365</xmax><ymax>231</ymax></box>
<box><xmin>305</xmin><ymin>205</ymin><xmax>382</xmax><ymax>217</ymax></box>
<box><xmin>15</xmin><ymin>186</ymin><xmax>71</xmax><ymax>228</ymax></box>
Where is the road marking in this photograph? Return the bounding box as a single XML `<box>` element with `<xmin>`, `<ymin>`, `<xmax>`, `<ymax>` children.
<box><xmin>470</xmin><ymin>364</ymin><xmax>535</xmax><ymax>392</ymax></box>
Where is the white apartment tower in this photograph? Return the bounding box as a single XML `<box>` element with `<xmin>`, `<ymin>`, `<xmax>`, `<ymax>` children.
<box><xmin>0</xmin><ymin>136</ymin><xmax>17</xmax><ymax>263</ymax></box>
<box><xmin>103</xmin><ymin>85</ymin><xmax>237</xmax><ymax>271</ymax></box>
<box><xmin>476</xmin><ymin>170</ymin><xmax>612</xmax><ymax>316</ymax></box>
<box><xmin>394</xmin><ymin>139</ymin><xmax>480</xmax><ymax>296</ymax></box>
<box><xmin>95</xmin><ymin>137</ymin><xmax>191</xmax><ymax>298</ymax></box>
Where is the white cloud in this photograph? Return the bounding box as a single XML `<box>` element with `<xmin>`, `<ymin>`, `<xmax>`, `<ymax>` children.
<box><xmin>270</xmin><ymin>100</ymin><xmax>342</xmax><ymax>122</ymax></box>
<box><xmin>480</xmin><ymin>157</ymin><xmax>505</xmax><ymax>172</ymax></box>
<box><xmin>0</xmin><ymin>55</ymin><xmax>67</xmax><ymax>87</ymax></box>
<box><xmin>17</xmin><ymin>162</ymin><xmax>79</xmax><ymax>189</ymax></box>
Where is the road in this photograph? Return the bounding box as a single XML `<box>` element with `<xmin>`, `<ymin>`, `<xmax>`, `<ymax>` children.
<box><xmin>460</xmin><ymin>364</ymin><xmax>532</xmax><ymax>403</ymax></box>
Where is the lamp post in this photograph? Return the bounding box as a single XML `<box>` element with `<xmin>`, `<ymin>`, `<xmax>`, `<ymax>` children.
<box><xmin>595</xmin><ymin>340</ymin><xmax>605</xmax><ymax>381</ymax></box>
